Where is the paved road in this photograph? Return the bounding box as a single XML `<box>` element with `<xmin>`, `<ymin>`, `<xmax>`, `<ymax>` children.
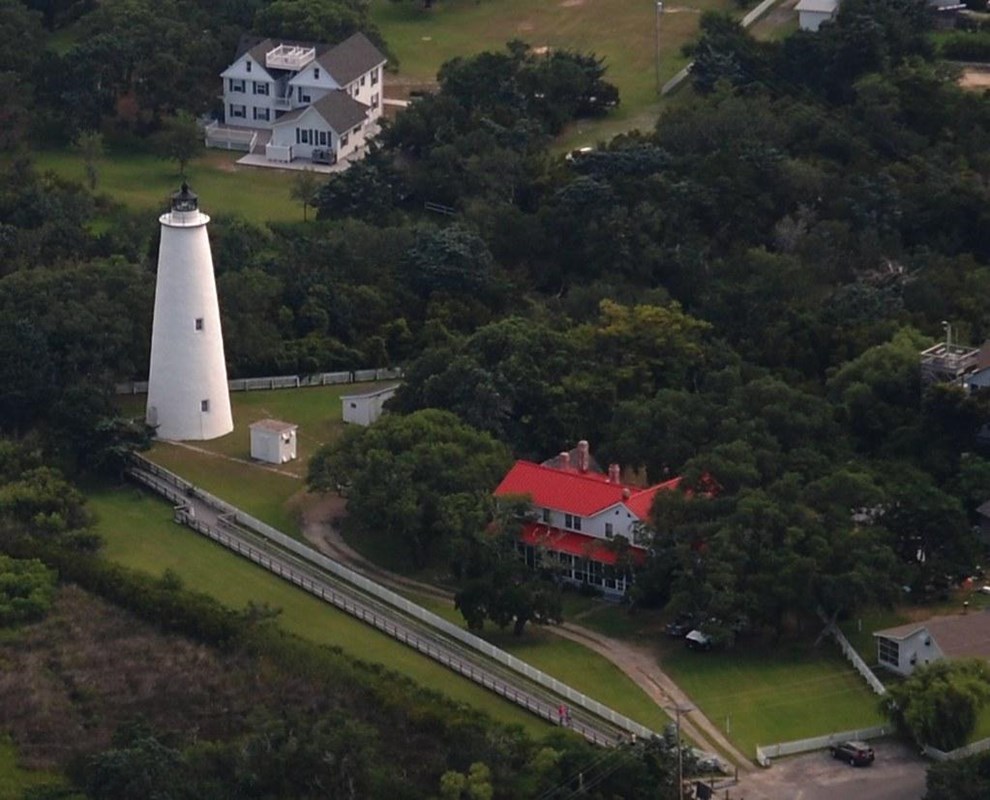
<box><xmin>737</xmin><ymin>740</ymin><xmax>927</xmax><ymax>800</ymax></box>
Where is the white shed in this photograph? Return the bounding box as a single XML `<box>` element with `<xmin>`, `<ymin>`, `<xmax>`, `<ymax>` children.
<box><xmin>796</xmin><ymin>0</ymin><xmax>838</xmax><ymax>31</ymax></box>
<box><xmin>341</xmin><ymin>385</ymin><xmax>397</xmax><ymax>426</ymax></box>
<box><xmin>250</xmin><ymin>419</ymin><xmax>298</xmax><ymax>464</ymax></box>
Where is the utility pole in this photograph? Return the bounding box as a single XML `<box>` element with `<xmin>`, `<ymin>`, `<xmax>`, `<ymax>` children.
<box><xmin>667</xmin><ymin>703</ymin><xmax>692</xmax><ymax>800</ymax></box>
<box><xmin>655</xmin><ymin>1</ymin><xmax>664</xmax><ymax>95</ymax></box>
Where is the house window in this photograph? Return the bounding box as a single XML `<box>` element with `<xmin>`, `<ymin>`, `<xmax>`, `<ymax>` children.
<box><xmin>371</xmin><ymin>93</ymin><xmax>379</xmax><ymax>108</ymax></box>
<box><xmin>253</xmin><ymin>81</ymin><xmax>269</xmax><ymax>95</ymax></box>
<box><xmin>229</xmin><ymin>104</ymin><xmax>246</xmax><ymax>118</ymax></box>
<box><xmin>246</xmin><ymin>61</ymin><xmax>252</xmax><ymax>72</ymax></box>
<box><xmin>605</xmin><ymin>523</ymin><xmax>613</xmax><ymax>539</ymax></box>
<box><xmin>352</xmin><ymin>124</ymin><xmax>361</xmax><ymax>134</ymax></box>
<box><xmin>194</xmin><ymin>318</ymin><xmax>204</xmax><ymax>331</ymax></box>
<box><xmin>319</xmin><ymin>130</ymin><xmax>328</xmax><ymax>146</ymax></box>
<box><xmin>564</xmin><ymin>514</ymin><xmax>582</xmax><ymax>532</ymax></box>
<box><xmin>201</xmin><ymin>399</ymin><xmax>210</xmax><ymax>412</ymax></box>
<box><xmin>300</xmin><ymin>129</ymin><xmax>310</xmax><ymax>144</ymax></box>
<box><xmin>360</xmin><ymin>75</ymin><xmax>366</xmax><ymax>86</ymax></box>
<box><xmin>340</xmin><ymin>133</ymin><xmax>349</xmax><ymax>147</ymax></box>
<box><xmin>314</xmin><ymin>67</ymin><xmax>320</xmax><ymax>79</ymax></box>
<box><xmin>229</xmin><ymin>79</ymin><xmax>246</xmax><ymax>92</ymax></box>
<box><xmin>371</xmin><ymin>68</ymin><xmax>379</xmax><ymax>85</ymax></box>
<box><xmin>542</xmin><ymin>508</ymin><xmax>551</xmax><ymax>523</ymax></box>
<box><xmin>878</xmin><ymin>638</ymin><xmax>899</xmax><ymax>666</ymax></box>
<box><xmin>299</xmin><ymin>91</ymin><xmax>311</xmax><ymax>103</ymax></box>
<box><xmin>253</xmin><ymin>107</ymin><xmax>270</xmax><ymax>121</ymax></box>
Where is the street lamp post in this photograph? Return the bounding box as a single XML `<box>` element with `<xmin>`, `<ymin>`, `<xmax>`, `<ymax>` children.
<box><xmin>667</xmin><ymin>703</ymin><xmax>692</xmax><ymax>800</ymax></box>
<box><xmin>655</xmin><ymin>1</ymin><xmax>664</xmax><ymax>95</ymax></box>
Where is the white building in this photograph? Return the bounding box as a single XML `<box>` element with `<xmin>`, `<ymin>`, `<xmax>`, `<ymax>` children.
<box><xmin>493</xmin><ymin>441</ymin><xmax>683</xmax><ymax>597</ymax></box>
<box><xmin>796</xmin><ymin>0</ymin><xmax>838</xmax><ymax>31</ymax></box>
<box><xmin>341</xmin><ymin>385</ymin><xmax>396</xmax><ymax>426</ymax></box>
<box><xmin>219</xmin><ymin>32</ymin><xmax>386</xmax><ymax>165</ymax></box>
<box><xmin>874</xmin><ymin>613</ymin><xmax>990</xmax><ymax>676</ymax></box>
<box><xmin>146</xmin><ymin>185</ymin><xmax>234</xmax><ymax>441</ymax></box>
<box><xmin>250</xmin><ymin>419</ymin><xmax>298</xmax><ymax>464</ymax></box>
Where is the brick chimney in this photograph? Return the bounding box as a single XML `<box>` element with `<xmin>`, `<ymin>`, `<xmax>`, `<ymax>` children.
<box><xmin>559</xmin><ymin>451</ymin><xmax>570</xmax><ymax>470</ymax></box>
<box><xmin>577</xmin><ymin>440</ymin><xmax>590</xmax><ymax>473</ymax></box>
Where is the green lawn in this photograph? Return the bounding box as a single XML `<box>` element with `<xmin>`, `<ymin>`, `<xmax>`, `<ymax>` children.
<box><xmin>90</xmin><ymin>484</ymin><xmax>672</xmax><ymax>736</ymax></box>
<box><xmin>372</xmin><ymin>0</ymin><xmax>735</xmax><ymax>148</ymax></box>
<box><xmin>88</xmin><ymin>485</ymin><xmax>549</xmax><ymax>735</ymax></box>
<box><xmin>662</xmin><ymin>642</ymin><xmax>885</xmax><ymax>757</ymax></box>
<box><xmin>31</xmin><ymin>148</ymin><xmax>300</xmax><ymax>225</ymax></box>
<box><xmin>401</xmin><ymin>590</ymin><xmax>670</xmax><ymax>732</ymax></box>
<box><xmin>117</xmin><ymin>383</ymin><xmax>389</xmax><ymax>535</ymax></box>
<box><xmin>0</xmin><ymin>737</ymin><xmax>69</xmax><ymax>800</ymax></box>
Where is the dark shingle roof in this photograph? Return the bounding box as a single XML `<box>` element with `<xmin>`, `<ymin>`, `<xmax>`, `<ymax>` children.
<box><xmin>317</xmin><ymin>32</ymin><xmax>386</xmax><ymax>85</ymax></box>
<box><xmin>876</xmin><ymin>612</ymin><xmax>990</xmax><ymax>660</ymax></box>
<box><xmin>310</xmin><ymin>91</ymin><xmax>369</xmax><ymax>132</ymax></box>
<box><xmin>273</xmin><ymin>91</ymin><xmax>369</xmax><ymax>133</ymax></box>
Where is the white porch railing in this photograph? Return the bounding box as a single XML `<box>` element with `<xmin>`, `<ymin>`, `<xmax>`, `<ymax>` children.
<box><xmin>204</xmin><ymin>121</ymin><xmax>257</xmax><ymax>152</ymax></box>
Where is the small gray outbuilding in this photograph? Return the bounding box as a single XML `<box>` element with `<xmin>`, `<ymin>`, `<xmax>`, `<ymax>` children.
<box><xmin>874</xmin><ymin>612</ymin><xmax>990</xmax><ymax>676</ymax></box>
<box><xmin>340</xmin><ymin>385</ymin><xmax>397</xmax><ymax>426</ymax></box>
<box><xmin>250</xmin><ymin>418</ymin><xmax>298</xmax><ymax>464</ymax></box>
<box><xmin>795</xmin><ymin>0</ymin><xmax>838</xmax><ymax>31</ymax></box>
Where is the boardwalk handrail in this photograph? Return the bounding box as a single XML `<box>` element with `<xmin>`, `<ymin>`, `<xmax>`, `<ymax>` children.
<box><xmin>129</xmin><ymin>454</ymin><xmax>660</xmax><ymax>743</ymax></box>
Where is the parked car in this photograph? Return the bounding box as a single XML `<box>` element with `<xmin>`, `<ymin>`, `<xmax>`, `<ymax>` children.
<box><xmin>664</xmin><ymin>613</ymin><xmax>698</xmax><ymax>638</ymax></box>
<box><xmin>829</xmin><ymin>740</ymin><xmax>875</xmax><ymax>766</ymax></box>
<box><xmin>685</xmin><ymin>629</ymin><xmax>713</xmax><ymax>651</ymax></box>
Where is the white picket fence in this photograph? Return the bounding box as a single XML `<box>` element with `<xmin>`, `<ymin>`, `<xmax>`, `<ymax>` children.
<box><xmin>827</xmin><ymin>622</ymin><xmax>888</xmax><ymax>696</ymax></box>
<box><xmin>204</xmin><ymin>121</ymin><xmax>257</xmax><ymax>153</ymax></box>
<box><xmin>756</xmin><ymin>725</ymin><xmax>891</xmax><ymax>767</ymax></box>
<box><xmin>129</xmin><ymin>455</ymin><xmax>671</xmax><ymax>748</ymax></box>
<box><xmin>115</xmin><ymin>367</ymin><xmax>402</xmax><ymax>395</ymax></box>
<box><xmin>923</xmin><ymin>737</ymin><xmax>990</xmax><ymax>762</ymax></box>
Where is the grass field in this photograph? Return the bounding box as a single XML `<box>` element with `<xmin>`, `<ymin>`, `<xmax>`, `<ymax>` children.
<box><xmin>662</xmin><ymin>642</ymin><xmax>885</xmax><ymax>757</ymax></box>
<box><xmin>90</xmin><ymin>484</ymin><xmax>671</xmax><ymax>734</ymax></box>
<box><xmin>89</xmin><ymin>484</ymin><xmax>549</xmax><ymax>735</ymax></box>
<box><xmin>0</xmin><ymin>738</ymin><xmax>67</xmax><ymax>800</ymax></box>
<box><xmin>31</xmin><ymin>148</ymin><xmax>300</xmax><ymax>225</ymax></box>
<box><xmin>403</xmin><ymin>589</ymin><xmax>670</xmax><ymax>730</ymax></box>
<box><xmin>117</xmin><ymin>383</ymin><xmax>380</xmax><ymax>535</ymax></box>
<box><xmin>372</xmin><ymin>0</ymin><xmax>735</xmax><ymax>148</ymax></box>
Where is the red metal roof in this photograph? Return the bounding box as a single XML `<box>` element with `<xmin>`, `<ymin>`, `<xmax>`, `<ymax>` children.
<box><xmin>519</xmin><ymin>523</ymin><xmax>646</xmax><ymax>566</ymax></box>
<box><xmin>494</xmin><ymin>460</ymin><xmax>680</xmax><ymax>519</ymax></box>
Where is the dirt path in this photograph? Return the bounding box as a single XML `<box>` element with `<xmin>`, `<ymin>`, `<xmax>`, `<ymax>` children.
<box><xmin>299</xmin><ymin>495</ymin><xmax>755</xmax><ymax>771</ymax></box>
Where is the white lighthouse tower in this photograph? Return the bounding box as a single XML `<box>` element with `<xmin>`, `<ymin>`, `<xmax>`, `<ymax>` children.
<box><xmin>146</xmin><ymin>184</ymin><xmax>233</xmax><ymax>441</ymax></box>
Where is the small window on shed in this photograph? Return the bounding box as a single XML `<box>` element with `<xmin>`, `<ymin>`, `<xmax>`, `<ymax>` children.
<box><xmin>201</xmin><ymin>399</ymin><xmax>210</xmax><ymax>412</ymax></box>
<box><xmin>350</xmin><ymin>402</ymin><xmax>357</xmax><ymax>409</ymax></box>
<box><xmin>195</xmin><ymin>318</ymin><xmax>204</xmax><ymax>331</ymax></box>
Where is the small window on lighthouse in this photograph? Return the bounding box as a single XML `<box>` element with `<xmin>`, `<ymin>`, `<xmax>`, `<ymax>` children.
<box><xmin>195</xmin><ymin>318</ymin><xmax>204</xmax><ymax>331</ymax></box>
<box><xmin>201</xmin><ymin>399</ymin><xmax>210</xmax><ymax>412</ymax></box>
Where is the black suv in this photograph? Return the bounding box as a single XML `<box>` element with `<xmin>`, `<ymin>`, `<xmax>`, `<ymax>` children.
<box><xmin>829</xmin><ymin>741</ymin><xmax>875</xmax><ymax>766</ymax></box>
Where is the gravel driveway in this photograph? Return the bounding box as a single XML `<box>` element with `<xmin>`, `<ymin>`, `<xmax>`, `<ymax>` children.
<box><xmin>733</xmin><ymin>739</ymin><xmax>927</xmax><ymax>800</ymax></box>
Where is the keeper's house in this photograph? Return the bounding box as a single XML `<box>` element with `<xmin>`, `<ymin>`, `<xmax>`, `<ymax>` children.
<box><xmin>494</xmin><ymin>441</ymin><xmax>680</xmax><ymax>597</ymax></box>
<box><xmin>220</xmin><ymin>33</ymin><xmax>386</xmax><ymax>164</ymax></box>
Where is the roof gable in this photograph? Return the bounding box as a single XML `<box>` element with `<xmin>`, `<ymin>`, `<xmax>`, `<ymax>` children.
<box><xmin>317</xmin><ymin>32</ymin><xmax>386</xmax><ymax>85</ymax></box>
<box><xmin>876</xmin><ymin>612</ymin><xmax>990</xmax><ymax>660</ymax></box>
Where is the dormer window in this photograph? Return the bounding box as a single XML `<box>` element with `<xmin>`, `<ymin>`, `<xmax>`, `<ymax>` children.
<box><xmin>542</xmin><ymin>508</ymin><xmax>550</xmax><ymax>523</ymax></box>
<box><xmin>314</xmin><ymin>67</ymin><xmax>320</xmax><ymax>79</ymax></box>
<box><xmin>246</xmin><ymin>60</ymin><xmax>252</xmax><ymax>72</ymax></box>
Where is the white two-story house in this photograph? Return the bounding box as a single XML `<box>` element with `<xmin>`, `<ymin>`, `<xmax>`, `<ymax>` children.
<box><xmin>493</xmin><ymin>441</ymin><xmax>681</xmax><ymax>597</ymax></box>
<box><xmin>219</xmin><ymin>32</ymin><xmax>386</xmax><ymax>164</ymax></box>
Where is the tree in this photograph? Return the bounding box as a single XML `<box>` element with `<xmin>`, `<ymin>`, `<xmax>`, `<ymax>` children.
<box><xmin>154</xmin><ymin>111</ymin><xmax>202</xmax><ymax>178</ymax></box>
<box><xmin>882</xmin><ymin>659</ymin><xmax>990</xmax><ymax>751</ymax></box>
<box><xmin>290</xmin><ymin>168</ymin><xmax>321</xmax><ymax>222</ymax></box>
<box><xmin>926</xmin><ymin>749</ymin><xmax>990</xmax><ymax>800</ymax></box>
<box><xmin>74</xmin><ymin>130</ymin><xmax>105</xmax><ymax>190</ymax></box>
<box><xmin>0</xmin><ymin>555</ymin><xmax>56</xmax><ymax>626</ymax></box>
<box><xmin>307</xmin><ymin>409</ymin><xmax>511</xmax><ymax>567</ymax></box>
